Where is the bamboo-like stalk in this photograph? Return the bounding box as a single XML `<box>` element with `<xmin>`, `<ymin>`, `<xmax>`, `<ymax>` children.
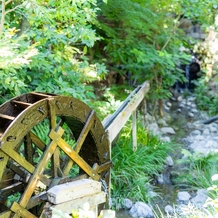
<box><xmin>0</xmin><ymin>0</ymin><xmax>6</xmax><ymax>35</ymax></box>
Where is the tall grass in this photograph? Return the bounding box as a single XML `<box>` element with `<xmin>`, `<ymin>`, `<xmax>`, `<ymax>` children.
<box><xmin>111</xmin><ymin>122</ymin><xmax>174</xmax><ymax>209</ymax></box>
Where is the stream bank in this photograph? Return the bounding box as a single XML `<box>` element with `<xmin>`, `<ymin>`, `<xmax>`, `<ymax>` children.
<box><xmin>116</xmin><ymin>92</ymin><xmax>218</xmax><ymax>217</ymax></box>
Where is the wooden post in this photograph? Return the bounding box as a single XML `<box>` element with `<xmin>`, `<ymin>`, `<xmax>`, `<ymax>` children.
<box><xmin>132</xmin><ymin>110</ymin><xmax>137</xmax><ymax>151</ymax></box>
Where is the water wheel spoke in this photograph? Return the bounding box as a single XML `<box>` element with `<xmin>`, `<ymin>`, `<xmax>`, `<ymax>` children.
<box><xmin>17</xmin><ymin>127</ymin><xmax>64</xmax><ymax>209</ymax></box>
<box><xmin>1</xmin><ymin>146</ymin><xmax>35</xmax><ymax>174</ymax></box>
<box><xmin>75</xmin><ymin>110</ymin><xmax>96</xmax><ymax>152</ymax></box>
<box><xmin>11</xmin><ymin>202</ymin><xmax>37</xmax><ymax>218</ymax></box>
<box><xmin>29</xmin><ymin>132</ymin><xmax>46</xmax><ymax>151</ymax></box>
<box><xmin>63</xmin><ymin>110</ymin><xmax>96</xmax><ymax>175</ymax></box>
<box><xmin>48</xmin><ymin>98</ymin><xmax>62</xmax><ymax>178</ymax></box>
<box><xmin>49</xmin><ymin>129</ymin><xmax>100</xmax><ymax>180</ymax></box>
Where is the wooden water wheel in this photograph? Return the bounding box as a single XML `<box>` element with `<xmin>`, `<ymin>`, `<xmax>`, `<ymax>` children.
<box><xmin>0</xmin><ymin>92</ymin><xmax>111</xmax><ymax>218</ymax></box>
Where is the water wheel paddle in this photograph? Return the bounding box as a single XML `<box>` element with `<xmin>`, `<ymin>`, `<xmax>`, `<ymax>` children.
<box><xmin>0</xmin><ymin>92</ymin><xmax>111</xmax><ymax>218</ymax></box>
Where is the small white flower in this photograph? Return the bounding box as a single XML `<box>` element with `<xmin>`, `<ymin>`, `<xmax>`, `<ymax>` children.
<box><xmin>212</xmin><ymin>174</ymin><xmax>218</xmax><ymax>181</ymax></box>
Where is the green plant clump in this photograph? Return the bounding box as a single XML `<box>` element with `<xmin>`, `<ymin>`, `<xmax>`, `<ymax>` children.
<box><xmin>111</xmin><ymin>122</ymin><xmax>174</xmax><ymax>209</ymax></box>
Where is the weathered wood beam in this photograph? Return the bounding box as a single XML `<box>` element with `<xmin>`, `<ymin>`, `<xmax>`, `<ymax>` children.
<box><xmin>103</xmin><ymin>81</ymin><xmax>150</xmax><ymax>143</ymax></box>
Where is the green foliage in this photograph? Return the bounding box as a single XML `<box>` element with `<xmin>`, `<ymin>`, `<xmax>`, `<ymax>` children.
<box><xmin>0</xmin><ymin>0</ymin><xmax>107</xmax><ymax>104</ymax></box>
<box><xmin>94</xmin><ymin>0</ymin><xmax>218</xmax><ymax>116</ymax></box>
<box><xmin>195</xmin><ymin>80</ymin><xmax>218</xmax><ymax>116</ymax></box>
<box><xmin>174</xmin><ymin>149</ymin><xmax>218</xmax><ymax>189</ymax></box>
<box><xmin>111</xmin><ymin>122</ymin><xmax>173</xmax><ymax>209</ymax></box>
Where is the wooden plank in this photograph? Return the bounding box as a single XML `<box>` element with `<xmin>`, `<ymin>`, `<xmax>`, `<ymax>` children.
<box><xmin>11</xmin><ymin>202</ymin><xmax>37</xmax><ymax>218</ymax></box>
<box><xmin>12</xmin><ymin>100</ymin><xmax>32</xmax><ymax>109</ymax></box>
<box><xmin>104</xmin><ymin>81</ymin><xmax>149</xmax><ymax>142</ymax></box>
<box><xmin>0</xmin><ymin>211</ymin><xmax>11</xmax><ymax>218</ymax></box>
<box><xmin>0</xmin><ymin>182</ymin><xmax>24</xmax><ymax>199</ymax></box>
<box><xmin>92</xmin><ymin>161</ymin><xmax>112</xmax><ymax>174</ymax></box>
<box><xmin>132</xmin><ymin>110</ymin><xmax>137</xmax><ymax>151</ymax></box>
<box><xmin>49</xmin><ymin>129</ymin><xmax>100</xmax><ymax>181</ymax></box>
<box><xmin>30</xmin><ymin>92</ymin><xmax>53</xmax><ymax>99</ymax></box>
<box><xmin>0</xmin><ymin>114</ymin><xmax>15</xmax><ymax>121</ymax></box>
<box><xmin>50</xmin><ymin>191</ymin><xmax>106</xmax><ymax>215</ymax></box>
<box><xmin>47</xmin><ymin>179</ymin><xmax>101</xmax><ymax>204</ymax></box>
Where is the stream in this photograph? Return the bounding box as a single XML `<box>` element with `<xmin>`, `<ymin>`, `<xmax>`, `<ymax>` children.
<box><xmin>116</xmin><ymin>95</ymin><xmax>200</xmax><ymax>218</ymax></box>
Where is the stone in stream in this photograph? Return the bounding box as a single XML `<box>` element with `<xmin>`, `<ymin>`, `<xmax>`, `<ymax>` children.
<box><xmin>160</xmin><ymin>127</ymin><xmax>176</xmax><ymax>135</ymax></box>
<box><xmin>165</xmin><ymin>205</ymin><xmax>174</xmax><ymax>214</ymax></box>
<box><xmin>190</xmin><ymin>189</ymin><xmax>208</xmax><ymax>208</ymax></box>
<box><xmin>123</xmin><ymin>198</ymin><xmax>133</xmax><ymax>210</ymax></box>
<box><xmin>165</xmin><ymin>156</ymin><xmax>174</xmax><ymax>167</ymax></box>
<box><xmin>129</xmin><ymin>202</ymin><xmax>153</xmax><ymax>218</ymax></box>
<box><xmin>177</xmin><ymin>191</ymin><xmax>191</xmax><ymax>202</ymax></box>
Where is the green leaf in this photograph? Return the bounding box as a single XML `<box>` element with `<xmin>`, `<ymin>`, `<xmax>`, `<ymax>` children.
<box><xmin>5</xmin><ymin>77</ymin><xmax>10</xmax><ymax>85</ymax></box>
<box><xmin>83</xmin><ymin>46</ymin><xmax>87</xmax><ymax>55</ymax></box>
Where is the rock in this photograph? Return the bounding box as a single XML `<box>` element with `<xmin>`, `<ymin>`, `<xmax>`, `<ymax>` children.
<box><xmin>157</xmin><ymin>118</ymin><xmax>168</xmax><ymax>127</ymax></box>
<box><xmin>203</xmin><ymin>128</ymin><xmax>210</xmax><ymax>135</ymax></box>
<box><xmin>177</xmin><ymin>96</ymin><xmax>183</xmax><ymax>101</ymax></box>
<box><xmin>177</xmin><ymin>191</ymin><xmax>191</xmax><ymax>202</ymax></box>
<box><xmin>160</xmin><ymin>136</ymin><xmax>171</xmax><ymax>142</ymax></box>
<box><xmin>188</xmin><ymin>112</ymin><xmax>194</xmax><ymax>118</ymax></box>
<box><xmin>177</xmin><ymin>108</ymin><xmax>182</xmax><ymax>113</ymax></box>
<box><xmin>191</xmin><ymin>108</ymin><xmax>198</xmax><ymax>113</ymax></box>
<box><xmin>164</xmin><ymin>106</ymin><xmax>170</xmax><ymax>111</ymax></box>
<box><xmin>123</xmin><ymin>198</ymin><xmax>133</xmax><ymax>210</ymax></box>
<box><xmin>190</xmin><ymin>130</ymin><xmax>201</xmax><ymax>136</ymax></box>
<box><xmin>165</xmin><ymin>205</ymin><xmax>174</xmax><ymax>214</ymax></box>
<box><xmin>191</xmin><ymin>190</ymin><xmax>208</xmax><ymax>208</ymax></box>
<box><xmin>160</xmin><ymin>127</ymin><xmax>175</xmax><ymax>135</ymax></box>
<box><xmin>129</xmin><ymin>202</ymin><xmax>153</xmax><ymax>218</ymax></box>
<box><xmin>195</xmin><ymin>135</ymin><xmax>204</xmax><ymax>140</ymax></box>
<box><xmin>157</xmin><ymin>174</ymin><xmax>164</xmax><ymax>184</ymax></box>
<box><xmin>209</xmin><ymin>125</ymin><xmax>218</xmax><ymax>134</ymax></box>
<box><xmin>147</xmin><ymin>123</ymin><xmax>160</xmax><ymax>135</ymax></box>
<box><xmin>165</xmin><ymin>156</ymin><xmax>174</xmax><ymax>167</ymax></box>
<box><xmin>166</xmin><ymin>102</ymin><xmax>172</xmax><ymax>107</ymax></box>
<box><xmin>178</xmin><ymin>102</ymin><xmax>185</xmax><ymax>108</ymax></box>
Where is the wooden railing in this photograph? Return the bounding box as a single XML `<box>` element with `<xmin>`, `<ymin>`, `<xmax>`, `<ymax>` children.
<box><xmin>102</xmin><ymin>81</ymin><xmax>150</xmax><ymax>150</ymax></box>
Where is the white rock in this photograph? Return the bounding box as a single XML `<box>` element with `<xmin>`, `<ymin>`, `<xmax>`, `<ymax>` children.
<box><xmin>188</xmin><ymin>112</ymin><xmax>194</xmax><ymax>117</ymax></box>
<box><xmin>209</xmin><ymin>125</ymin><xmax>218</xmax><ymax>133</ymax></box>
<box><xmin>165</xmin><ymin>205</ymin><xmax>174</xmax><ymax>214</ymax></box>
<box><xmin>160</xmin><ymin>127</ymin><xmax>176</xmax><ymax>135</ymax></box>
<box><xmin>190</xmin><ymin>130</ymin><xmax>201</xmax><ymax>136</ymax></box>
<box><xmin>191</xmin><ymin>192</ymin><xmax>208</xmax><ymax>208</ymax></box>
<box><xmin>195</xmin><ymin>135</ymin><xmax>204</xmax><ymax>140</ymax></box>
<box><xmin>123</xmin><ymin>198</ymin><xmax>133</xmax><ymax>210</ymax></box>
<box><xmin>157</xmin><ymin>174</ymin><xmax>164</xmax><ymax>184</ymax></box>
<box><xmin>203</xmin><ymin>128</ymin><xmax>210</xmax><ymax>135</ymax></box>
<box><xmin>165</xmin><ymin>156</ymin><xmax>174</xmax><ymax>167</ymax></box>
<box><xmin>167</xmin><ymin>102</ymin><xmax>172</xmax><ymax>107</ymax></box>
<box><xmin>191</xmin><ymin>108</ymin><xmax>198</xmax><ymax>113</ymax></box>
<box><xmin>129</xmin><ymin>202</ymin><xmax>153</xmax><ymax>218</ymax></box>
<box><xmin>147</xmin><ymin>123</ymin><xmax>160</xmax><ymax>135</ymax></box>
<box><xmin>160</xmin><ymin>136</ymin><xmax>171</xmax><ymax>142</ymax></box>
<box><xmin>177</xmin><ymin>191</ymin><xmax>191</xmax><ymax>202</ymax></box>
<box><xmin>177</xmin><ymin>96</ymin><xmax>183</xmax><ymax>101</ymax></box>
